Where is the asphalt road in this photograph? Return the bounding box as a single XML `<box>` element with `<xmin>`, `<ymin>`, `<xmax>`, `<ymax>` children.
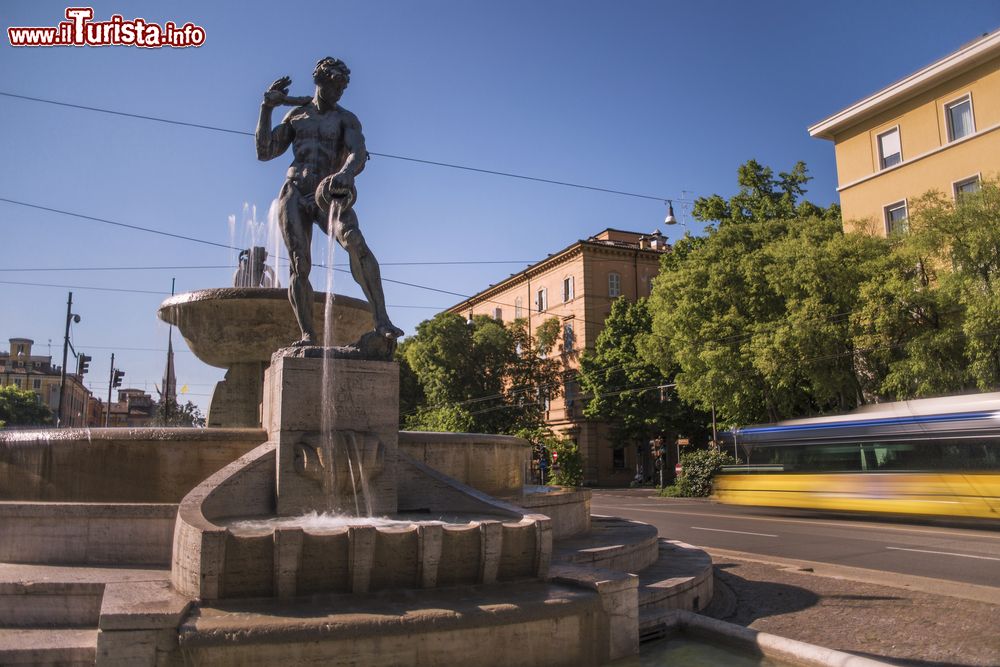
<box><xmin>590</xmin><ymin>490</ymin><xmax>1000</xmax><ymax>588</ymax></box>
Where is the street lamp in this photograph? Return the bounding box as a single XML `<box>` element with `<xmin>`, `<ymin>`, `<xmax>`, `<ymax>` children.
<box><xmin>663</xmin><ymin>200</ymin><xmax>689</xmax><ymax>237</ymax></box>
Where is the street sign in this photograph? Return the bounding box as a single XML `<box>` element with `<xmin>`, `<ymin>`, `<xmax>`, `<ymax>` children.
<box><xmin>675</xmin><ymin>462</ymin><xmax>683</xmax><ymax>475</ymax></box>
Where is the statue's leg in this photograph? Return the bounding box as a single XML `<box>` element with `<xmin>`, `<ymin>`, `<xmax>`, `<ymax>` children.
<box><xmin>335</xmin><ymin>208</ymin><xmax>403</xmax><ymax>339</ymax></box>
<box><xmin>279</xmin><ymin>181</ymin><xmax>316</xmax><ymax>345</ymax></box>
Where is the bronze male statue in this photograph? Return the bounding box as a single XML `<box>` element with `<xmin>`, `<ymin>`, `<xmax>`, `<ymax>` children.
<box><xmin>256</xmin><ymin>57</ymin><xmax>403</xmax><ymax>353</ymax></box>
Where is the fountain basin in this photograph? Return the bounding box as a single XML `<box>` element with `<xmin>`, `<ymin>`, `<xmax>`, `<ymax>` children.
<box><xmin>158</xmin><ymin>289</ymin><xmax>373</xmax><ymax>427</ymax></box>
<box><xmin>157</xmin><ymin>288</ymin><xmax>372</xmax><ymax>368</ymax></box>
<box><xmin>172</xmin><ymin>442</ymin><xmax>553</xmax><ymax>600</ymax></box>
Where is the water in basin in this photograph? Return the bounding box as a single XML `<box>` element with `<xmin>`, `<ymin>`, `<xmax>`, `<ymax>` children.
<box><xmin>223</xmin><ymin>511</ymin><xmax>511</xmax><ymax>535</ymax></box>
<box><xmin>612</xmin><ymin>637</ymin><xmax>792</xmax><ymax>666</ymax></box>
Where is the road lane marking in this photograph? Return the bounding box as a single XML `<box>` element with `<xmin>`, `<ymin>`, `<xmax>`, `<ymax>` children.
<box><xmin>589</xmin><ymin>502</ymin><xmax>1000</xmax><ymax>541</ymax></box>
<box><xmin>885</xmin><ymin>546</ymin><xmax>1000</xmax><ymax>561</ymax></box>
<box><xmin>690</xmin><ymin>526</ymin><xmax>778</xmax><ymax>538</ymax></box>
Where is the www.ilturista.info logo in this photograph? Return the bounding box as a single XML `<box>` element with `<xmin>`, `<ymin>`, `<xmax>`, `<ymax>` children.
<box><xmin>8</xmin><ymin>7</ymin><xmax>206</xmax><ymax>48</ymax></box>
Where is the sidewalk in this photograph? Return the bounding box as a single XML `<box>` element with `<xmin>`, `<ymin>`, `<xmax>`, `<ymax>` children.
<box><xmin>701</xmin><ymin>550</ymin><xmax>1000</xmax><ymax>667</ymax></box>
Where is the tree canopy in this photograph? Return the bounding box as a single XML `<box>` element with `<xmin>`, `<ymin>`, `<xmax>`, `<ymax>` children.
<box><xmin>578</xmin><ymin>297</ymin><xmax>709</xmax><ymax>446</ymax></box>
<box><xmin>399</xmin><ymin>312</ymin><xmax>563</xmax><ymax>435</ymax></box>
<box><xmin>153</xmin><ymin>398</ymin><xmax>206</xmax><ymax>427</ymax></box>
<box><xmin>643</xmin><ymin>161</ymin><xmax>884</xmax><ymax>426</ymax></box>
<box><xmin>853</xmin><ymin>180</ymin><xmax>1000</xmax><ymax>398</ymax></box>
<box><xmin>0</xmin><ymin>385</ymin><xmax>52</xmax><ymax>428</ymax></box>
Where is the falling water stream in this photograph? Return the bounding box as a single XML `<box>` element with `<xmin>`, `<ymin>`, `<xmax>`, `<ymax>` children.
<box><xmin>320</xmin><ymin>196</ymin><xmax>372</xmax><ymax>517</ymax></box>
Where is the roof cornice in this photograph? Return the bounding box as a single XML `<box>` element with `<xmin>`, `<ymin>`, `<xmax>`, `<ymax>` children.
<box><xmin>809</xmin><ymin>28</ymin><xmax>1000</xmax><ymax>141</ymax></box>
<box><xmin>447</xmin><ymin>239</ymin><xmax>667</xmax><ymax>313</ymax></box>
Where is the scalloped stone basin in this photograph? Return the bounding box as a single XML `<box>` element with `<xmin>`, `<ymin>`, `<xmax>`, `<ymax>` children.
<box><xmin>172</xmin><ymin>442</ymin><xmax>553</xmax><ymax>600</ymax></box>
<box><xmin>157</xmin><ymin>288</ymin><xmax>372</xmax><ymax>368</ymax></box>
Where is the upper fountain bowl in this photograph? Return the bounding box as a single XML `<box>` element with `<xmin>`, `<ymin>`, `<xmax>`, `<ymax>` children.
<box><xmin>158</xmin><ymin>288</ymin><xmax>373</xmax><ymax>368</ymax></box>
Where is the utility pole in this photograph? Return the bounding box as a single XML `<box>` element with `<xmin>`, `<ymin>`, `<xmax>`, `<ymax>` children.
<box><xmin>57</xmin><ymin>292</ymin><xmax>79</xmax><ymax>428</ymax></box>
<box><xmin>105</xmin><ymin>353</ymin><xmax>114</xmax><ymax>427</ymax></box>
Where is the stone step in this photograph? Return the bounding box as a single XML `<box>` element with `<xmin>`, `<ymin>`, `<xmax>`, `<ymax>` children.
<box><xmin>637</xmin><ymin>540</ymin><xmax>714</xmax><ymax>627</ymax></box>
<box><xmin>0</xmin><ymin>562</ymin><xmax>169</xmax><ymax>628</ymax></box>
<box><xmin>0</xmin><ymin>627</ymin><xmax>97</xmax><ymax>666</ymax></box>
<box><xmin>553</xmin><ymin>515</ymin><xmax>659</xmax><ymax>573</ymax></box>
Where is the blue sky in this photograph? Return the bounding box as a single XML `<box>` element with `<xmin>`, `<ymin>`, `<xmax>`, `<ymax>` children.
<box><xmin>2</xmin><ymin>1</ymin><xmax>998</xmax><ymax>414</ymax></box>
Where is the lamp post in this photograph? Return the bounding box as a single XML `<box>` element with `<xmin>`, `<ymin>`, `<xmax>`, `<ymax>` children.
<box><xmin>56</xmin><ymin>292</ymin><xmax>81</xmax><ymax>428</ymax></box>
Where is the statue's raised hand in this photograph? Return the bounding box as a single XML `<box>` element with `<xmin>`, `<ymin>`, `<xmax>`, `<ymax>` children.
<box><xmin>262</xmin><ymin>76</ymin><xmax>291</xmax><ymax>108</ymax></box>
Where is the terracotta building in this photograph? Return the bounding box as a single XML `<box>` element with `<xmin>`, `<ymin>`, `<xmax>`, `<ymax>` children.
<box><xmin>447</xmin><ymin>228</ymin><xmax>671</xmax><ymax>486</ymax></box>
<box><xmin>0</xmin><ymin>337</ymin><xmax>92</xmax><ymax>427</ymax></box>
<box><xmin>809</xmin><ymin>28</ymin><xmax>1000</xmax><ymax>233</ymax></box>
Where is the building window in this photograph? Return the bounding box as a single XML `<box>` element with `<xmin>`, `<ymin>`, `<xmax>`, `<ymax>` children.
<box><xmin>608</xmin><ymin>272</ymin><xmax>621</xmax><ymax>298</ymax></box>
<box><xmin>562</xmin><ymin>275</ymin><xmax>574</xmax><ymax>302</ymax></box>
<box><xmin>884</xmin><ymin>200</ymin><xmax>908</xmax><ymax>235</ymax></box>
<box><xmin>33</xmin><ymin>379</ymin><xmax>41</xmax><ymax>389</ymax></box>
<box><xmin>493</xmin><ymin>307</ymin><xmax>503</xmax><ymax>321</ymax></box>
<box><xmin>613</xmin><ymin>447</ymin><xmax>625</xmax><ymax>470</ymax></box>
<box><xmin>945</xmin><ymin>95</ymin><xmax>974</xmax><ymax>142</ymax></box>
<box><xmin>514</xmin><ymin>297</ymin><xmax>523</xmax><ymax>320</ymax></box>
<box><xmin>536</xmin><ymin>288</ymin><xmax>547</xmax><ymax>313</ymax></box>
<box><xmin>877</xmin><ymin>127</ymin><xmax>901</xmax><ymax>169</ymax></box>
<box><xmin>563</xmin><ymin>322</ymin><xmax>575</xmax><ymax>351</ymax></box>
<box><xmin>954</xmin><ymin>175</ymin><xmax>980</xmax><ymax>201</ymax></box>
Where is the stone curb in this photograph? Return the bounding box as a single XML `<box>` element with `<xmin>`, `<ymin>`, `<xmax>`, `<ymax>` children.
<box><xmin>704</xmin><ymin>547</ymin><xmax>1000</xmax><ymax>605</ymax></box>
<box><xmin>649</xmin><ymin>609</ymin><xmax>895</xmax><ymax>667</ymax></box>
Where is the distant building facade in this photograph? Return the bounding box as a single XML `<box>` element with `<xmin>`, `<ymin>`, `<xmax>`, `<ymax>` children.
<box><xmin>105</xmin><ymin>388</ymin><xmax>157</xmax><ymax>428</ymax></box>
<box><xmin>448</xmin><ymin>229</ymin><xmax>671</xmax><ymax>486</ymax></box>
<box><xmin>809</xmin><ymin>29</ymin><xmax>1000</xmax><ymax>233</ymax></box>
<box><xmin>0</xmin><ymin>337</ymin><xmax>92</xmax><ymax>427</ymax></box>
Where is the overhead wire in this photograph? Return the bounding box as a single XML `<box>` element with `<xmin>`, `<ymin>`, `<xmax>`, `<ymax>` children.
<box><xmin>0</xmin><ymin>90</ymin><xmax>694</xmax><ymax>204</ymax></box>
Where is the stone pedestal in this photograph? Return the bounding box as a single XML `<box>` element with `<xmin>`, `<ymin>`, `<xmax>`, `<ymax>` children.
<box><xmin>263</xmin><ymin>352</ymin><xmax>399</xmax><ymax>516</ymax></box>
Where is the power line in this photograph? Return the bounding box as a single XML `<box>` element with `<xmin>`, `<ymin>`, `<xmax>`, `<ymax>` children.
<box><xmin>0</xmin><ymin>260</ymin><xmax>540</xmax><ymax>272</ymax></box>
<box><xmin>0</xmin><ymin>90</ymin><xmax>695</xmax><ymax>204</ymax></box>
<box><xmin>0</xmin><ymin>198</ymin><xmax>241</xmax><ymax>251</ymax></box>
<box><xmin>0</xmin><ymin>279</ymin><xmax>169</xmax><ymax>295</ymax></box>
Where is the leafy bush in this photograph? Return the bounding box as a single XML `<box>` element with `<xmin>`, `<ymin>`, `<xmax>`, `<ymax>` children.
<box><xmin>519</xmin><ymin>428</ymin><xmax>583</xmax><ymax>487</ymax></box>
<box><xmin>675</xmin><ymin>448</ymin><xmax>737</xmax><ymax>497</ymax></box>
<box><xmin>657</xmin><ymin>484</ymin><xmax>684</xmax><ymax>497</ymax></box>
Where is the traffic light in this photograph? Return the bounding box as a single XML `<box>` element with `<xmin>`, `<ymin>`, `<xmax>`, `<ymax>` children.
<box><xmin>112</xmin><ymin>369</ymin><xmax>125</xmax><ymax>388</ymax></box>
<box><xmin>76</xmin><ymin>354</ymin><xmax>91</xmax><ymax>376</ymax></box>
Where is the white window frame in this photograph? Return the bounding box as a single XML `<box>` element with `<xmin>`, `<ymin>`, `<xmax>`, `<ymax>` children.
<box><xmin>493</xmin><ymin>307</ymin><xmax>503</xmax><ymax>321</ymax></box>
<box><xmin>884</xmin><ymin>199</ymin><xmax>908</xmax><ymax>235</ymax></box>
<box><xmin>944</xmin><ymin>93</ymin><xmax>975</xmax><ymax>143</ymax></box>
<box><xmin>514</xmin><ymin>297</ymin><xmax>523</xmax><ymax>320</ymax></box>
<box><xmin>953</xmin><ymin>173</ymin><xmax>981</xmax><ymax>201</ymax></box>
<box><xmin>608</xmin><ymin>272</ymin><xmax>621</xmax><ymax>298</ymax></box>
<box><xmin>562</xmin><ymin>275</ymin><xmax>574</xmax><ymax>302</ymax></box>
<box><xmin>536</xmin><ymin>288</ymin><xmax>547</xmax><ymax>313</ymax></box>
<box><xmin>876</xmin><ymin>125</ymin><xmax>902</xmax><ymax>170</ymax></box>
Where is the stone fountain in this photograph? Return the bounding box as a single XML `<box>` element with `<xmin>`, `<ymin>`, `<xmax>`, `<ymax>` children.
<box><xmin>0</xmin><ymin>57</ymin><xmax>722</xmax><ymax>667</ymax></box>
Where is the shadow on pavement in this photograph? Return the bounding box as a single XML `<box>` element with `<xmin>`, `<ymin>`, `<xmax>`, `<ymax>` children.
<box><xmin>703</xmin><ymin>562</ymin><xmax>819</xmax><ymax>625</ymax></box>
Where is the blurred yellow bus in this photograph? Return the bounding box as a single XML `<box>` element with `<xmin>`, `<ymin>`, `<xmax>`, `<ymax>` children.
<box><xmin>714</xmin><ymin>393</ymin><xmax>1000</xmax><ymax>520</ymax></box>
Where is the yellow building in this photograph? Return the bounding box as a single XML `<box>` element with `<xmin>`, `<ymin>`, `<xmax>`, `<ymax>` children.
<box><xmin>809</xmin><ymin>28</ymin><xmax>1000</xmax><ymax>233</ymax></box>
<box><xmin>448</xmin><ymin>228</ymin><xmax>670</xmax><ymax>486</ymax></box>
<box><xmin>0</xmin><ymin>337</ymin><xmax>92</xmax><ymax>427</ymax></box>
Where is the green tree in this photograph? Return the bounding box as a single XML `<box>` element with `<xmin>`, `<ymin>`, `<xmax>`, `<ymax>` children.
<box><xmin>579</xmin><ymin>297</ymin><xmax>709</xmax><ymax>448</ymax></box>
<box><xmin>154</xmin><ymin>399</ymin><xmax>205</xmax><ymax>427</ymax></box>
<box><xmin>0</xmin><ymin>385</ymin><xmax>52</xmax><ymax>428</ymax></box>
<box><xmin>852</xmin><ymin>180</ymin><xmax>1000</xmax><ymax>398</ymax></box>
<box><xmin>643</xmin><ymin>161</ymin><xmax>886</xmax><ymax>425</ymax></box>
<box><xmin>401</xmin><ymin>313</ymin><xmax>563</xmax><ymax>435</ymax></box>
